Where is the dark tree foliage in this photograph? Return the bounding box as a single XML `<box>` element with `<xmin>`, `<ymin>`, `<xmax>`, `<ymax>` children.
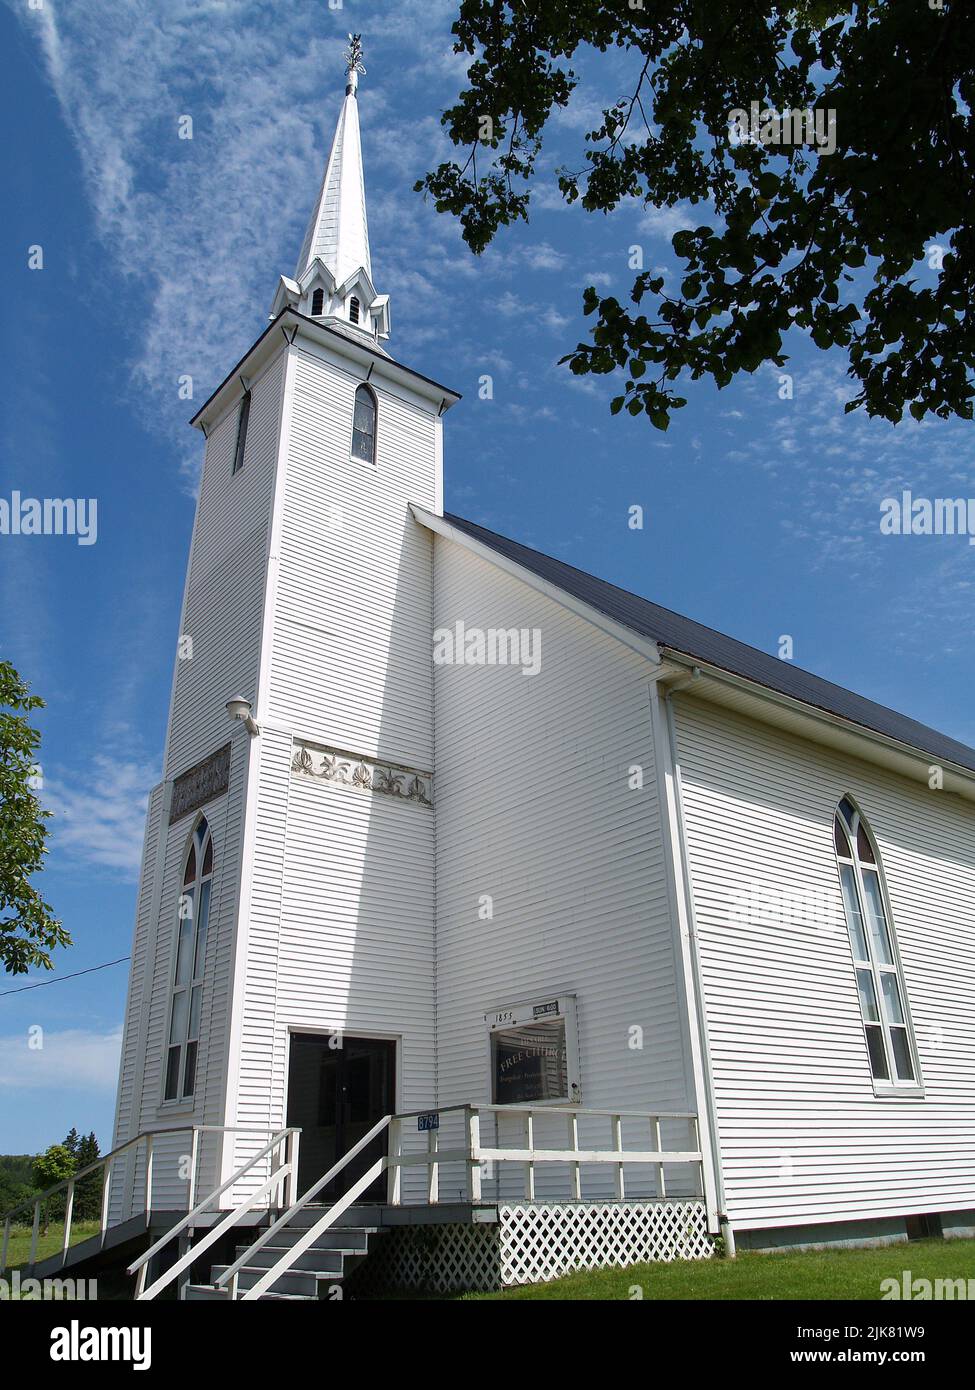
<box><xmin>0</xmin><ymin>660</ymin><xmax>68</xmax><ymax>974</ymax></box>
<box><xmin>417</xmin><ymin>1</ymin><xmax>975</xmax><ymax>428</ymax></box>
<box><xmin>73</xmin><ymin>1131</ymin><xmax>103</xmax><ymax>1222</ymax></box>
<box><xmin>0</xmin><ymin>1156</ymin><xmax>34</xmax><ymax>1214</ymax></box>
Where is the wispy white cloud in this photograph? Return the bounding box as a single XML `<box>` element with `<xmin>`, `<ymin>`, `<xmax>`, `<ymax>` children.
<box><xmin>45</xmin><ymin>754</ymin><xmax>156</xmax><ymax>876</ymax></box>
<box><xmin>639</xmin><ymin>203</ymin><xmax>698</xmax><ymax>240</ymax></box>
<box><xmin>717</xmin><ymin>352</ymin><xmax>975</xmax><ymax>655</ymax></box>
<box><xmin>0</xmin><ymin>1028</ymin><xmax>123</xmax><ymax>1091</ymax></box>
<box><xmin>494</xmin><ymin>290</ymin><xmax>570</xmax><ymax>332</ymax></box>
<box><xmin>517</xmin><ymin>242</ymin><xmax>567</xmax><ymax>272</ymax></box>
<box><xmin>6</xmin><ymin>1</ymin><xmax>473</xmax><ymax>476</ymax></box>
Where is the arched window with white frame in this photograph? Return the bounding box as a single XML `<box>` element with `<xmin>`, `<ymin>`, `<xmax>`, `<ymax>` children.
<box><xmin>833</xmin><ymin>796</ymin><xmax>919</xmax><ymax>1087</ymax></box>
<box><xmin>351</xmin><ymin>382</ymin><xmax>377</xmax><ymax>464</ymax></box>
<box><xmin>164</xmin><ymin>816</ymin><xmax>214</xmax><ymax>1102</ymax></box>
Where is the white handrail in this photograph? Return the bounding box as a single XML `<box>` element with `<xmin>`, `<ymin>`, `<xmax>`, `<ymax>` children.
<box><xmin>128</xmin><ymin>1130</ymin><xmax>295</xmax><ymax>1276</ymax></box>
<box><xmin>1</xmin><ymin>1125</ymin><xmax>190</xmax><ymax>1277</ymax></box>
<box><xmin>214</xmin><ymin>1115</ymin><xmax>390</xmax><ymax>1290</ymax></box>
<box><xmin>137</xmin><ymin>1166</ymin><xmax>292</xmax><ymax>1301</ymax></box>
<box><xmin>240</xmin><ymin>1157</ymin><xmax>386</xmax><ymax>1301</ymax></box>
<box><xmin>0</xmin><ymin>1122</ymin><xmax>294</xmax><ymax>1280</ymax></box>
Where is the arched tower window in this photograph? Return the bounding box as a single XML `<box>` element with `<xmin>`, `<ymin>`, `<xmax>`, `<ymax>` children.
<box><xmin>164</xmin><ymin>817</ymin><xmax>214</xmax><ymax>1102</ymax></box>
<box><xmin>833</xmin><ymin>797</ymin><xmax>918</xmax><ymax>1086</ymax></box>
<box><xmin>311</xmin><ymin>287</ymin><xmax>324</xmax><ymax>316</ymax></box>
<box><xmin>351</xmin><ymin>383</ymin><xmax>377</xmax><ymax>464</ymax></box>
<box><xmin>349</xmin><ymin>295</ymin><xmax>360</xmax><ymax>324</ymax></box>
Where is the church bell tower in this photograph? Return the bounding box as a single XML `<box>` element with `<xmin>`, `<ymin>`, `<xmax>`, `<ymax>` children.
<box><xmin>111</xmin><ymin>36</ymin><xmax>460</xmax><ymax>1212</ymax></box>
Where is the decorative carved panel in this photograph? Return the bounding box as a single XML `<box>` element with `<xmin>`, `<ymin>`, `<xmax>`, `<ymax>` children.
<box><xmin>290</xmin><ymin>739</ymin><xmax>432</xmax><ymax>808</ymax></box>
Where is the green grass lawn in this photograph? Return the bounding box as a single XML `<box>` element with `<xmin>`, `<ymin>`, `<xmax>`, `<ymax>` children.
<box><xmin>460</xmin><ymin>1237</ymin><xmax>975</xmax><ymax>1300</ymax></box>
<box><xmin>2</xmin><ymin>1219</ymin><xmax>101</xmax><ymax>1273</ymax></box>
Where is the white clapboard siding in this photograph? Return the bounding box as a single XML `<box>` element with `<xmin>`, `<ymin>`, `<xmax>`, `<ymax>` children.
<box><xmin>267</xmin><ymin>343</ymin><xmax>437</xmax><ymax>766</ymax></box>
<box><xmin>166</xmin><ymin>350</ymin><xmax>285</xmax><ymax>779</ymax></box>
<box><xmin>228</xmin><ymin>334</ymin><xmax>441</xmax><ymax>1194</ymax></box>
<box><xmin>432</xmin><ymin>538</ymin><xmax>694</xmax><ymax>1201</ymax></box>
<box><xmin>673</xmin><ymin>693</ymin><xmax>975</xmax><ymax>1230</ymax></box>
<box><xmin>231</xmin><ymin>739</ymin><xmax>435</xmax><ymax>1143</ymax></box>
<box><xmin>109</xmin><ymin>781</ymin><xmax>165</xmax><ymax>1224</ymax></box>
<box><xmin>124</xmin><ymin>744</ymin><xmax>249</xmax><ymax>1213</ymax></box>
<box><xmin>111</xmin><ymin>348</ymin><xmax>286</xmax><ymax>1218</ymax></box>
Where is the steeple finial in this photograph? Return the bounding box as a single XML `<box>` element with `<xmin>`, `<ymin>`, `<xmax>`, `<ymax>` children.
<box><xmin>345</xmin><ymin>33</ymin><xmax>365</xmax><ymax>96</ymax></box>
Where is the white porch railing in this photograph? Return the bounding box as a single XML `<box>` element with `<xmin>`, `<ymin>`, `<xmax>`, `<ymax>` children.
<box><xmin>0</xmin><ymin>1124</ymin><xmax>295</xmax><ymax>1279</ymax></box>
<box><xmin>387</xmin><ymin>1105</ymin><xmax>703</xmax><ymax>1204</ymax></box>
<box><xmin>128</xmin><ymin>1128</ymin><xmax>300</xmax><ymax>1299</ymax></box>
<box><xmin>222</xmin><ymin>1105</ymin><xmax>702</xmax><ymax>1301</ymax></box>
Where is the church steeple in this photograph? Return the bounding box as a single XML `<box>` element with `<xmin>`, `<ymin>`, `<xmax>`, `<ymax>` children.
<box><xmin>270</xmin><ymin>35</ymin><xmax>390</xmax><ymax>343</ymax></box>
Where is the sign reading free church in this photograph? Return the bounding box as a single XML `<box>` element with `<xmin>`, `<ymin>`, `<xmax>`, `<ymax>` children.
<box><xmin>486</xmin><ymin>996</ymin><xmax>581</xmax><ymax>1106</ymax></box>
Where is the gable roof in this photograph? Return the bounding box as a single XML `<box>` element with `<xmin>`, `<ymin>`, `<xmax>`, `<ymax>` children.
<box><xmin>444</xmin><ymin>512</ymin><xmax>975</xmax><ymax>778</ymax></box>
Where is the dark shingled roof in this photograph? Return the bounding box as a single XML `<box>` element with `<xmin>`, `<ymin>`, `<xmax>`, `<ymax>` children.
<box><xmin>445</xmin><ymin>512</ymin><xmax>975</xmax><ymax>778</ymax></box>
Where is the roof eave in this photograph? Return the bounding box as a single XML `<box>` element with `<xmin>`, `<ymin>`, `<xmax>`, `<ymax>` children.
<box><xmin>190</xmin><ymin>309</ymin><xmax>460</xmax><ymax>432</ymax></box>
<box><xmin>656</xmin><ymin>650</ymin><xmax>975</xmax><ymax>801</ymax></box>
<box><xmin>419</xmin><ymin>506</ymin><xmax>975</xmax><ymax>801</ymax></box>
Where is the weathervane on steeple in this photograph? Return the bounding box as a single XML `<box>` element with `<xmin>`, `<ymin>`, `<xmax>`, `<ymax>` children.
<box><xmin>345</xmin><ymin>33</ymin><xmax>365</xmax><ymax>96</ymax></box>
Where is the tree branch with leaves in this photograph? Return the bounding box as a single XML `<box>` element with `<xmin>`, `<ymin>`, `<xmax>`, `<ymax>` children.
<box><xmin>417</xmin><ymin>0</ymin><xmax>975</xmax><ymax>429</ymax></box>
<box><xmin>0</xmin><ymin>660</ymin><xmax>68</xmax><ymax>974</ymax></box>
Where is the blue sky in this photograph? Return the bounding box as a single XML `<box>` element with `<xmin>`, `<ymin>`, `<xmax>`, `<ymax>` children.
<box><xmin>1</xmin><ymin>0</ymin><xmax>973</xmax><ymax>1156</ymax></box>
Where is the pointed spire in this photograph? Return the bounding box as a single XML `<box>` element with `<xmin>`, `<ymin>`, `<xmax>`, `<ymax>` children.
<box><xmin>295</xmin><ymin>34</ymin><xmax>372</xmax><ymax>289</ymax></box>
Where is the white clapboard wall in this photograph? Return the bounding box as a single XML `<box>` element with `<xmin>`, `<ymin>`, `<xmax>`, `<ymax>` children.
<box><xmin>224</xmin><ymin>333</ymin><xmax>443</xmax><ymax>1197</ymax></box>
<box><xmin>431</xmin><ymin>537</ymin><xmax>697</xmax><ymax>1201</ymax></box>
<box><xmin>110</xmin><ymin>349</ymin><xmax>287</xmax><ymax>1217</ymax></box>
<box><xmin>673</xmin><ymin>692</ymin><xmax>975</xmax><ymax>1231</ymax></box>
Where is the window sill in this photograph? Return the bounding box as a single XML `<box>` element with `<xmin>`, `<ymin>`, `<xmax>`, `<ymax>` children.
<box><xmin>490</xmin><ymin>1098</ymin><xmax>580</xmax><ymax>1109</ymax></box>
<box><xmin>871</xmin><ymin>1083</ymin><xmax>925</xmax><ymax>1100</ymax></box>
<box><xmin>157</xmin><ymin>1099</ymin><xmax>196</xmax><ymax>1117</ymax></box>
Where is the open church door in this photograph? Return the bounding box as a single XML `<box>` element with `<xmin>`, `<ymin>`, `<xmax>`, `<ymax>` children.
<box><xmin>286</xmin><ymin>1033</ymin><xmax>396</xmax><ymax>1204</ymax></box>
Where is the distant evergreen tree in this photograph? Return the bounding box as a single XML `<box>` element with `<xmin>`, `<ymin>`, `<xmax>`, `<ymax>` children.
<box><xmin>74</xmin><ymin>1132</ymin><xmax>103</xmax><ymax>1221</ymax></box>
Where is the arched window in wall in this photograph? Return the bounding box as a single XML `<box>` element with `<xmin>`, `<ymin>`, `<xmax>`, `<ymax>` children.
<box><xmin>164</xmin><ymin>817</ymin><xmax>214</xmax><ymax>1102</ymax></box>
<box><xmin>351</xmin><ymin>383</ymin><xmax>377</xmax><ymax>464</ymax></box>
<box><xmin>311</xmin><ymin>287</ymin><xmax>325</xmax><ymax>316</ymax></box>
<box><xmin>833</xmin><ymin>797</ymin><xmax>918</xmax><ymax>1086</ymax></box>
<box><xmin>349</xmin><ymin>295</ymin><xmax>361</xmax><ymax>324</ymax></box>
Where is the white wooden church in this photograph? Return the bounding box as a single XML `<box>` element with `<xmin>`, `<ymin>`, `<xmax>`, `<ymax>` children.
<box><xmin>13</xmin><ymin>38</ymin><xmax>973</xmax><ymax>1298</ymax></box>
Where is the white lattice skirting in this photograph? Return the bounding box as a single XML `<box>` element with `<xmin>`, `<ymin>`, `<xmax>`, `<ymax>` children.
<box><xmin>354</xmin><ymin>1201</ymin><xmax>713</xmax><ymax>1294</ymax></box>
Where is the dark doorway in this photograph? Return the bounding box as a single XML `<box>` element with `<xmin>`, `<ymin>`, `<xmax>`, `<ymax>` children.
<box><xmin>286</xmin><ymin>1033</ymin><xmax>396</xmax><ymax>1203</ymax></box>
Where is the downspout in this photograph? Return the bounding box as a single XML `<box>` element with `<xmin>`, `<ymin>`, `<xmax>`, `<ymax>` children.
<box><xmin>655</xmin><ymin>665</ymin><xmax>736</xmax><ymax>1258</ymax></box>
